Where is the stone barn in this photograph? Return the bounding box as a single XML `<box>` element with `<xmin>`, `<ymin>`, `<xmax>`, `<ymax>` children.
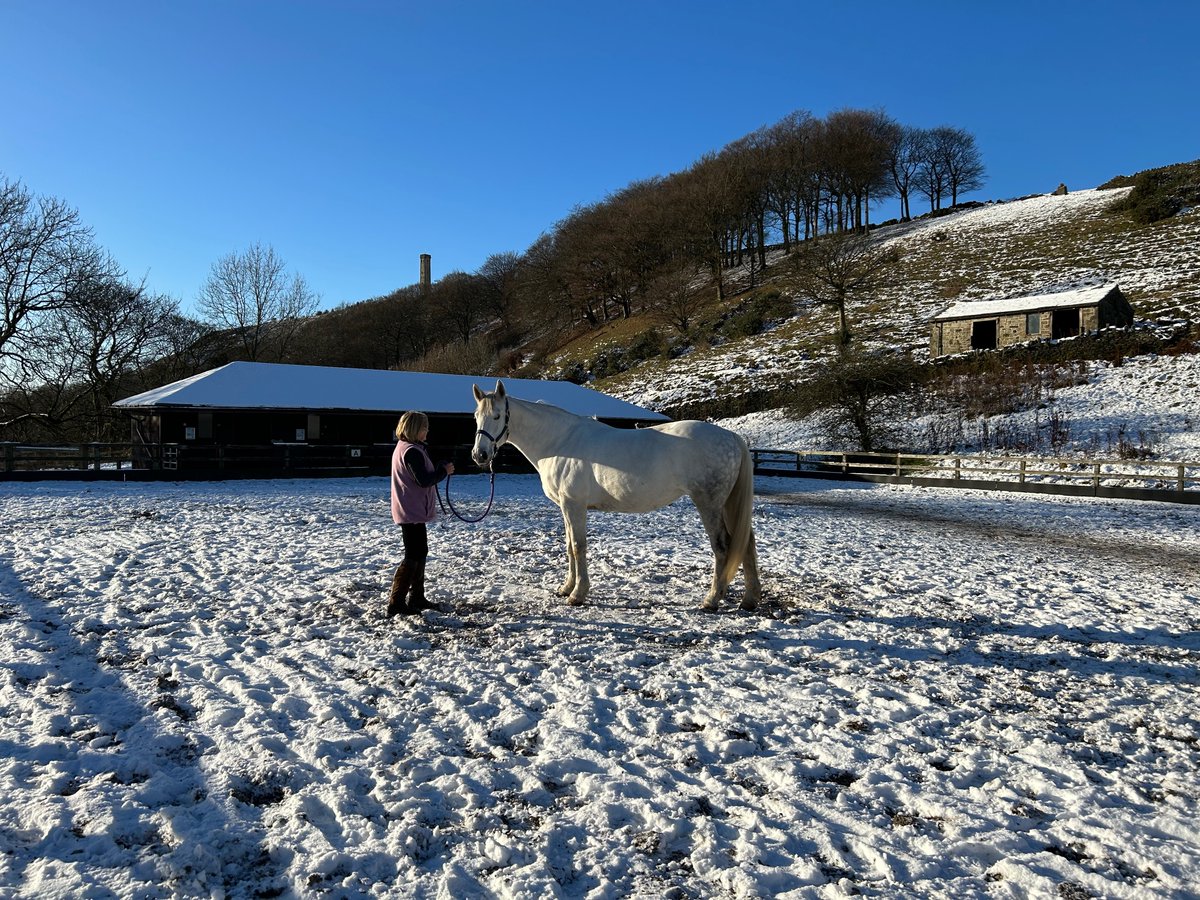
<box><xmin>113</xmin><ymin>362</ymin><xmax>668</xmax><ymax>475</ymax></box>
<box><xmin>929</xmin><ymin>283</ymin><xmax>1134</xmax><ymax>359</ymax></box>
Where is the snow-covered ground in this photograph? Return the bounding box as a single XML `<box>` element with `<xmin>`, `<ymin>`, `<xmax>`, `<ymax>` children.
<box><xmin>720</xmin><ymin>351</ymin><xmax>1200</xmax><ymax>461</ymax></box>
<box><xmin>3</xmin><ymin>474</ymin><xmax>1198</xmax><ymax>898</ymax></box>
<box><xmin>5</xmin><ymin>187</ymin><xmax>1200</xmax><ymax>895</ymax></box>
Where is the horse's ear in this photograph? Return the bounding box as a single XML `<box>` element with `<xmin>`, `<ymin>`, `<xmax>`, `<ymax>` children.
<box><xmin>495</xmin><ymin>380</ymin><xmax>506</xmax><ymax>399</ymax></box>
<box><xmin>472</xmin><ymin>384</ymin><xmax>484</xmax><ymax>402</ymax></box>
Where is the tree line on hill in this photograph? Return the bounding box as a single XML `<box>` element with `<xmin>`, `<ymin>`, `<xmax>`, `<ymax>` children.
<box><xmin>301</xmin><ymin>108</ymin><xmax>984</xmax><ymax>373</ymax></box>
<box><xmin>0</xmin><ymin>107</ymin><xmax>985</xmax><ymax>445</ymax></box>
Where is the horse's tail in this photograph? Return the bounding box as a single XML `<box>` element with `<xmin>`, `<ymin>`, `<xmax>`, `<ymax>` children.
<box><xmin>720</xmin><ymin>438</ymin><xmax>755</xmax><ymax>586</ymax></box>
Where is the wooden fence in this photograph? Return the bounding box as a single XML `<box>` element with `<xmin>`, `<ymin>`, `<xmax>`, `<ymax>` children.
<box><xmin>751</xmin><ymin>449</ymin><xmax>1200</xmax><ymax>504</ymax></box>
<box><xmin>1</xmin><ymin>442</ymin><xmax>136</xmax><ymax>474</ymax></box>
<box><xmin>3</xmin><ymin>441</ymin><xmax>1198</xmax><ymax>503</ymax></box>
<box><xmin>0</xmin><ymin>441</ymin><xmax>514</xmax><ymax>479</ymax></box>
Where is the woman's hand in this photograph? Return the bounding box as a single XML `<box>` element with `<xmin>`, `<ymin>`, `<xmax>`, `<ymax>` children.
<box><xmin>444</xmin><ymin>462</ymin><xmax>455</xmax><ymax>475</ymax></box>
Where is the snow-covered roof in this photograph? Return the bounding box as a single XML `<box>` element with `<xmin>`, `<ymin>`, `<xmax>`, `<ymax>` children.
<box><xmin>113</xmin><ymin>362</ymin><xmax>668</xmax><ymax>421</ymax></box>
<box><xmin>931</xmin><ymin>283</ymin><xmax>1121</xmax><ymax>322</ymax></box>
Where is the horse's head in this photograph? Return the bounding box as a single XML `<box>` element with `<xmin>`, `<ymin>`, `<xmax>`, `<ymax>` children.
<box><xmin>471</xmin><ymin>380</ymin><xmax>509</xmax><ymax>467</ymax></box>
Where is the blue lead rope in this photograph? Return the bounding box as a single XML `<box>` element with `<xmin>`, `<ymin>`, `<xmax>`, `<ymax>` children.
<box><xmin>437</xmin><ymin>467</ymin><xmax>497</xmax><ymax>523</ymax></box>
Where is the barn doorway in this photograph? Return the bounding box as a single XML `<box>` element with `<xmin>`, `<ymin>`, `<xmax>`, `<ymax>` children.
<box><xmin>1052</xmin><ymin>308</ymin><xmax>1080</xmax><ymax>339</ymax></box>
<box><xmin>971</xmin><ymin>319</ymin><xmax>998</xmax><ymax>350</ymax></box>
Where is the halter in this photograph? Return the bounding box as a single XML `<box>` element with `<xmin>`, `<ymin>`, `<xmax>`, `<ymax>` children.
<box><xmin>474</xmin><ymin>395</ymin><xmax>510</xmax><ymax>451</ymax></box>
<box><xmin>437</xmin><ymin>394</ymin><xmax>509</xmax><ymax>524</ymax></box>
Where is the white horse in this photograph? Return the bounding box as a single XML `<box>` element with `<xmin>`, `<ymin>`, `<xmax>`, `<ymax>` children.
<box><xmin>471</xmin><ymin>380</ymin><xmax>761</xmax><ymax>611</ymax></box>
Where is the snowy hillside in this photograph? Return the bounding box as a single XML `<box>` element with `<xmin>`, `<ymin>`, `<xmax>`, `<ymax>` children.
<box><xmin>2</xmin><ymin>475</ymin><xmax>1198</xmax><ymax>898</ymax></box>
<box><xmin>595</xmin><ymin>188</ymin><xmax>1200</xmax><ymax>450</ymax></box>
<box><xmin>723</xmin><ymin>350</ymin><xmax>1200</xmax><ymax>461</ymax></box>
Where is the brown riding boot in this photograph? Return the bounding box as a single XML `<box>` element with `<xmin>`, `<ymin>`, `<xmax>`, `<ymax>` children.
<box><xmin>386</xmin><ymin>563</ymin><xmax>416</xmax><ymax>617</ymax></box>
<box><xmin>407</xmin><ymin>560</ymin><xmax>436</xmax><ymax>612</ymax></box>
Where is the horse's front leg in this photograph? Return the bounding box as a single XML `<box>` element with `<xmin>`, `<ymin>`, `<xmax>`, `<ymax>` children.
<box><xmin>557</xmin><ymin>502</ymin><xmax>590</xmax><ymax>606</ymax></box>
<box><xmin>555</xmin><ymin>505</ymin><xmax>577</xmax><ymax>599</ymax></box>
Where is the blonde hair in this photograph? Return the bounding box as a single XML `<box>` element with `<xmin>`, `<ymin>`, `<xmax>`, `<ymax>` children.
<box><xmin>395</xmin><ymin>411</ymin><xmax>429</xmax><ymax>442</ymax></box>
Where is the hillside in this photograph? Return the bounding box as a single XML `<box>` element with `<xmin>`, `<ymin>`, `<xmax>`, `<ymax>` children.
<box><xmin>545</xmin><ymin>185</ymin><xmax>1199</xmax><ymax>457</ymax></box>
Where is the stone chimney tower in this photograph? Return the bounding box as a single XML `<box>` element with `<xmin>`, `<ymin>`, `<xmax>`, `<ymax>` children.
<box><xmin>419</xmin><ymin>254</ymin><xmax>431</xmax><ymax>290</ymax></box>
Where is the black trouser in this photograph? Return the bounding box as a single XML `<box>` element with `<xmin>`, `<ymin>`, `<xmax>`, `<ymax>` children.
<box><xmin>400</xmin><ymin>523</ymin><xmax>429</xmax><ymax>564</ymax></box>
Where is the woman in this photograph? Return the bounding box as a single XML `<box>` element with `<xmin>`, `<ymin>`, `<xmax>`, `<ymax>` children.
<box><xmin>388</xmin><ymin>411</ymin><xmax>454</xmax><ymax>617</ymax></box>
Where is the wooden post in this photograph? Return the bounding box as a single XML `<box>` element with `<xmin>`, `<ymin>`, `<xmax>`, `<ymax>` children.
<box><xmin>1181</xmin><ymin>464</ymin><xmax>1187</xmax><ymax>494</ymax></box>
<box><xmin>1020</xmin><ymin>460</ymin><xmax>1026</xmax><ymax>484</ymax></box>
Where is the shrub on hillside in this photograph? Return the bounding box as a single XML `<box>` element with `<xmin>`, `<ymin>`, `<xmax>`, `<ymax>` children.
<box><xmin>1107</xmin><ymin>160</ymin><xmax>1200</xmax><ymax>224</ymax></box>
<box><xmin>717</xmin><ymin>290</ymin><xmax>794</xmax><ymax>341</ymax></box>
<box><xmin>795</xmin><ymin>350</ymin><xmax>926</xmax><ymax>452</ymax></box>
<box><xmin>589</xmin><ymin>329</ymin><xmax>667</xmax><ymax>379</ymax></box>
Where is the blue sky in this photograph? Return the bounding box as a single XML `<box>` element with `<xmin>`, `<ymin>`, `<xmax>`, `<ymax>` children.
<box><xmin>4</xmin><ymin>1</ymin><xmax>1197</xmax><ymax>314</ymax></box>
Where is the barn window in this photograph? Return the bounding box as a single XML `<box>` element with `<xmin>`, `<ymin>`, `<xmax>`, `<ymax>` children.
<box><xmin>1052</xmin><ymin>308</ymin><xmax>1081</xmax><ymax>339</ymax></box>
<box><xmin>971</xmin><ymin>320</ymin><xmax>998</xmax><ymax>351</ymax></box>
<box><xmin>1026</xmin><ymin>313</ymin><xmax>1041</xmax><ymax>335</ymax></box>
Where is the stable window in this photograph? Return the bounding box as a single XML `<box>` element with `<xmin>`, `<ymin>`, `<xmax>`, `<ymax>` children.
<box><xmin>971</xmin><ymin>320</ymin><xmax>998</xmax><ymax>351</ymax></box>
<box><xmin>1026</xmin><ymin>313</ymin><xmax>1041</xmax><ymax>335</ymax></box>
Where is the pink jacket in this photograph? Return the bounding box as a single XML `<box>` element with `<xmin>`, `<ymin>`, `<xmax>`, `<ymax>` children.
<box><xmin>390</xmin><ymin>440</ymin><xmax>439</xmax><ymax>524</ymax></box>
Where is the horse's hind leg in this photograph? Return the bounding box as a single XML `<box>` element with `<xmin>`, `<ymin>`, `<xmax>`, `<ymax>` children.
<box><xmin>740</xmin><ymin>531</ymin><xmax>761</xmax><ymax>611</ymax></box>
<box><xmin>695</xmin><ymin>499</ymin><xmax>730</xmax><ymax>611</ymax></box>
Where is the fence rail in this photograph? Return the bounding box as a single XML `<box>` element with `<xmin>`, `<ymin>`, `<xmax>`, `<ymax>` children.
<box><xmin>3</xmin><ymin>442</ymin><xmax>1198</xmax><ymax>503</ymax></box>
<box><xmin>0</xmin><ymin>441</ymin><xmax>515</xmax><ymax>479</ymax></box>
<box><xmin>1</xmin><ymin>442</ymin><xmax>136</xmax><ymax>473</ymax></box>
<box><xmin>751</xmin><ymin>448</ymin><xmax>1200</xmax><ymax>504</ymax></box>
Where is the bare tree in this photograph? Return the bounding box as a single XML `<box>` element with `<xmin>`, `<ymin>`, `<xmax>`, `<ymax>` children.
<box><xmin>0</xmin><ymin>176</ymin><xmax>114</xmax><ymax>369</ymax></box>
<box><xmin>432</xmin><ymin>271</ymin><xmax>489</xmax><ymax>345</ymax></box>
<box><xmin>938</xmin><ymin>126</ymin><xmax>986</xmax><ymax>206</ymax></box>
<box><xmin>762</xmin><ymin>110</ymin><xmax>819</xmax><ymax>251</ymax></box>
<box><xmin>198</xmin><ymin>242</ymin><xmax>319</xmax><ymax>361</ymax></box>
<box><xmin>477</xmin><ymin>252</ymin><xmax>522</xmax><ymax>327</ymax></box>
<box><xmin>58</xmin><ymin>277</ymin><xmax>181</xmax><ymax>439</ymax></box>
<box><xmin>806</xmin><ymin>349</ymin><xmax>923</xmax><ymax>451</ymax></box>
<box><xmin>914</xmin><ymin>126</ymin><xmax>985</xmax><ymax>212</ymax></box>
<box><xmin>823</xmin><ymin>108</ymin><xmax>897</xmax><ymax>233</ymax></box>
<box><xmin>648</xmin><ymin>255</ymin><xmax>705</xmax><ymax>336</ymax></box>
<box><xmin>914</xmin><ymin>127</ymin><xmax>946</xmax><ymax>213</ymax></box>
<box><xmin>888</xmin><ymin>125</ymin><xmax>925</xmax><ymax>221</ymax></box>
<box><xmin>791</xmin><ymin>232</ymin><xmax>899</xmax><ymax>348</ymax></box>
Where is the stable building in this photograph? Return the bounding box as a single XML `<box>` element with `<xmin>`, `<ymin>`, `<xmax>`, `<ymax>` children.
<box><xmin>113</xmin><ymin>362</ymin><xmax>668</xmax><ymax>475</ymax></box>
<box><xmin>929</xmin><ymin>283</ymin><xmax>1134</xmax><ymax>358</ymax></box>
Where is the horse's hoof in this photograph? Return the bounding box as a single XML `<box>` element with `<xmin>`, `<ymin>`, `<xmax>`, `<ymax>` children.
<box><xmin>566</xmin><ymin>593</ymin><xmax>587</xmax><ymax>607</ymax></box>
<box><xmin>699</xmin><ymin>603</ymin><xmax>719</xmax><ymax>613</ymax></box>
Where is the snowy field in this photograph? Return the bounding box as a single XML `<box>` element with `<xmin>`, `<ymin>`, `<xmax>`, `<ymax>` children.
<box><xmin>2</xmin><ymin>474</ymin><xmax>1198</xmax><ymax>899</ymax></box>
